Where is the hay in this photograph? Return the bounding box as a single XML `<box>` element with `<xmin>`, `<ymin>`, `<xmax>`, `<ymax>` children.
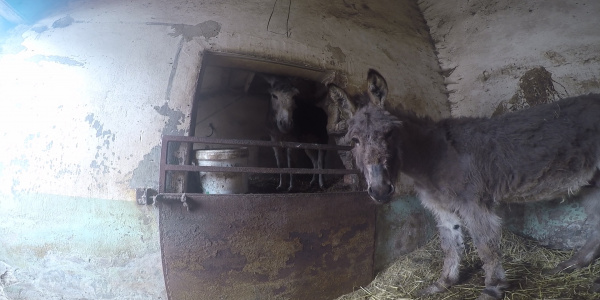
<box><xmin>337</xmin><ymin>231</ymin><xmax>600</xmax><ymax>300</ymax></box>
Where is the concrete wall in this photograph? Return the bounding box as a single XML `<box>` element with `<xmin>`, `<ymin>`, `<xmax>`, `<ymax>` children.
<box><xmin>0</xmin><ymin>0</ymin><xmax>447</xmax><ymax>298</ymax></box>
<box><xmin>418</xmin><ymin>0</ymin><xmax>600</xmax><ymax>248</ymax></box>
<box><xmin>420</xmin><ymin>0</ymin><xmax>600</xmax><ymax>117</ymax></box>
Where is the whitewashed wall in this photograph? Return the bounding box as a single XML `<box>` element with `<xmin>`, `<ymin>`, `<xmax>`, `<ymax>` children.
<box><xmin>419</xmin><ymin>0</ymin><xmax>600</xmax><ymax>117</ymax></box>
<box><xmin>0</xmin><ymin>0</ymin><xmax>447</xmax><ymax>298</ymax></box>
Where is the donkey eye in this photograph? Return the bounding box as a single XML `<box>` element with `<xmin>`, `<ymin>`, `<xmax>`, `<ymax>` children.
<box><xmin>272</xmin><ymin>94</ymin><xmax>278</xmax><ymax>100</ymax></box>
<box><xmin>351</xmin><ymin>137</ymin><xmax>359</xmax><ymax>145</ymax></box>
<box><xmin>384</xmin><ymin>130</ymin><xmax>393</xmax><ymax>140</ymax></box>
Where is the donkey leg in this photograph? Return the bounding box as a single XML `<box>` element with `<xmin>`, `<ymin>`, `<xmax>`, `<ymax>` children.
<box><xmin>286</xmin><ymin>148</ymin><xmax>294</xmax><ymax>192</ymax></box>
<box><xmin>550</xmin><ymin>234</ymin><xmax>600</xmax><ymax>273</ymax></box>
<box><xmin>272</xmin><ymin>146</ymin><xmax>287</xmax><ymax>191</ymax></box>
<box><xmin>548</xmin><ymin>186</ymin><xmax>600</xmax><ymax>275</ymax></box>
<box><xmin>317</xmin><ymin>149</ymin><xmax>325</xmax><ymax>188</ymax></box>
<box><xmin>462</xmin><ymin>207</ymin><xmax>507</xmax><ymax>300</ymax></box>
<box><xmin>417</xmin><ymin>209</ymin><xmax>464</xmax><ymax>296</ymax></box>
<box><xmin>304</xmin><ymin>149</ymin><xmax>320</xmax><ymax>187</ymax></box>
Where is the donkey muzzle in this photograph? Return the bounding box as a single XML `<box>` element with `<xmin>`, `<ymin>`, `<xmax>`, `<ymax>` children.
<box><xmin>367</xmin><ymin>184</ymin><xmax>394</xmax><ymax>203</ymax></box>
<box><xmin>277</xmin><ymin>119</ymin><xmax>293</xmax><ymax>134</ymax></box>
<box><xmin>366</xmin><ymin>164</ymin><xmax>395</xmax><ymax>203</ymax></box>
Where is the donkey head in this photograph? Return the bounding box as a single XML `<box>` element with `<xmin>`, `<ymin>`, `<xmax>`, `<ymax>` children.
<box><xmin>264</xmin><ymin>75</ymin><xmax>299</xmax><ymax>134</ymax></box>
<box><xmin>347</xmin><ymin>105</ymin><xmax>401</xmax><ymax>203</ymax></box>
<box><xmin>331</xmin><ymin>69</ymin><xmax>399</xmax><ymax>203</ymax></box>
<box><xmin>325</xmin><ymin>69</ymin><xmax>388</xmax><ymax>136</ymax></box>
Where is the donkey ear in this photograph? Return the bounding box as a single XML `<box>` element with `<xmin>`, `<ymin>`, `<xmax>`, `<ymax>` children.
<box><xmin>291</xmin><ymin>86</ymin><xmax>300</xmax><ymax>96</ymax></box>
<box><xmin>259</xmin><ymin>74</ymin><xmax>277</xmax><ymax>86</ymax></box>
<box><xmin>328</xmin><ymin>84</ymin><xmax>357</xmax><ymax>117</ymax></box>
<box><xmin>366</xmin><ymin>69</ymin><xmax>388</xmax><ymax>107</ymax></box>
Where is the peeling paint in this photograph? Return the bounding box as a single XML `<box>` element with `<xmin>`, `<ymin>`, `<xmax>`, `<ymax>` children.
<box><xmin>130</xmin><ymin>145</ymin><xmax>161</xmax><ymax>190</ymax></box>
<box><xmin>10</xmin><ymin>156</ymin><xmax>30</xmax><ymax>170</ymax></box>
<box><xmin>325</xmin><ymin>44</ymin><xmax>346</xmax><ymax>65</ymax></box>
<box><xmin>90</xmin><ymin>159</ymin><xmax>110</xmax><ymax>175</ymax></box>
<box><xmin>28</xmin><ymin>55</ymin><xmax>84</xmax><ymax>67</ymax></box>
<box><xmin>52</xmin><ymin>15</ymin><xmax>74</xmax><ymax>28</ymax></box>
<box><xmin>153</xmin><ymin>103</ymin><xmax>185</xmax><ymax>135</ymax></box>
<box><xmin>85</xmin><ymin>114</ymin><xmax>115</xmax><ymax>139</ymax></box>
<box><xmin>172</xmin><ymin>20</ymin><xmax>221</xmax><ymax>41</ymax></box>
<box><xmin>85</xmin><ymin>114</ymin><xmax>116</xmax><ymax>176</ymax></box>
<box><xmin>147</xmin><ymin>20</ymin><xmax>221</xmax><ymax>41</ymax></box>
<box><xmin>31</xmin><ymin>26</ymin><xmax>48</xmax><ymax>33</ymax></box>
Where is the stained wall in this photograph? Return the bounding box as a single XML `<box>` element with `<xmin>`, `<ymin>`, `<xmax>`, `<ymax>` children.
<box><xmin>0</xmin><ymin>0</ymin><xmax>447</xmax><ymax>298</ymax></box>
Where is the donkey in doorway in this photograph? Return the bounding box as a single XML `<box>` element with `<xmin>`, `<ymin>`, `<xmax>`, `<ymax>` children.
<box><xmin>263</xmin><ymin>75</ymin><xmax>328</xmax><ymax>191</ymax></box>
<box><xmin>340</xmin><ymin>70</ymin><xmax>600</xmax><ymax>300</ymax></box>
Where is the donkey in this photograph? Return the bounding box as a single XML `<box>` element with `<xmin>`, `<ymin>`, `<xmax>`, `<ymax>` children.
<box><xmin>323</xmin><ymin>69</ymin><xmax>387</xmax><ymax>190</ymax></box>
<box><xmin>263</xmin><ymin>75</ymin><xmax>328</xmax><ymax>191</ymax></box>
<box><xmin>340</xmin><ymin>70</ymin><xmax>600</xmax><ymax>300</ymax></box>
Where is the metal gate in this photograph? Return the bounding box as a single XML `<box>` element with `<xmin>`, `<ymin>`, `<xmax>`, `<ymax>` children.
<box><xmin>155</xmin><ymin>135</ymin><xmax>376</xmax><ymax>300</ymax></box>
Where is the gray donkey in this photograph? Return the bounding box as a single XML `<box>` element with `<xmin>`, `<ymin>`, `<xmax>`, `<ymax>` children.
<box><xmin>323</xmin><ymin>70</ymin><xmax>387</xmax><ymax>190</ymax></box>
<box><xmin>337</xmin><ymin>69</ymin><xmax>600</xmax><ymax>300</ymax></box>
<box><xmin>263</xmin><ymin>75</ymin><xmax>328</xmax><ymax>191</ymax></box>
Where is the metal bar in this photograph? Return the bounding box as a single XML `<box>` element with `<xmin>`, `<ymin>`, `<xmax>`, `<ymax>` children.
<box><xmin>162</xmin><ymin>135</ymin><xmax>353</xmax><ymax>151</ymax></box>
<box><xmin>164</xmin><ymin>164</ymin><xmax>360</xmax><ymax>175</ymax></box>
<box><xmin>158</xmin><ymin>136</ymin><xmax>358</xmax><ymax>193</ymax></box>
<box><xmin>155</xmin><ymin>191</ymin><xmax>368</xmax><ymax>201</ymax></box>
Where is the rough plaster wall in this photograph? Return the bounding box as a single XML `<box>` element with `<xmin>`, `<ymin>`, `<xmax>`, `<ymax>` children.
<box><xmin>0</xmin><ymin>0</ymin><xmax>447</xmax><ymax>298</ymax></box>
<box><xmin>419</xmin><ymin>0</ymin><xmax>600</xmax><ymax>117</ymax></box>
<box><xmin>418</xmin><ymin>0</ymin><xmax>600</xmax><ymax>249</ymax></box>
<box><xmin>1</xmin><ymin>195</ymin><xmax>164</xmax><ymax>299</ymax></box>
<box><xmin>218</xmin><ymin>0</ymin><xmax>450</xmax><ymax>119</ymax></box>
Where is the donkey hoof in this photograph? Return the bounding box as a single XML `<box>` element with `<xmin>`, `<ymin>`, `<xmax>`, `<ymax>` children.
<box><xmin>476</xmin><ymin>287</ymin><xmax>504</xmax><ymax>300</ymax></box>
<box><xmin>415</xmin><ymin>282</ymin><xmax>447</xmax><ymax>297</ymax></box>
<box><xmin>476</xmin><ymin>293</ymin><xmax>501</xmax><ymax>300</ymax></box>
<box><xmin>590</xmin><ymin>278</ymin><xmax>600</xmax><ymax>293</ymax></box>
<box><xmin>308</xmin><ymin>180</ymin><xmax>325</xmax><ymax>190</ymax></box>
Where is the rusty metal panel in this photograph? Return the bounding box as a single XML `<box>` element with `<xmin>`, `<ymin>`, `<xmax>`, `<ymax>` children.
<box><xmin>158</xmin><ymin>192</ymin><xmax>375</xmax><ymax>300</ymax></box>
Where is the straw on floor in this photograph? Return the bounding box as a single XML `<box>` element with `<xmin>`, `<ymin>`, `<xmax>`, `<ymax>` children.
<box><xmin>337</xmin><ymin>230</ymin><xmax>600</xmax><ymax>300</ymax></box>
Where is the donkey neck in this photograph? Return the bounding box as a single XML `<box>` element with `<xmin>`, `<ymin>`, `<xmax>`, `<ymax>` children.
<box><xmin>395</xmin><ymin>115</ymin><xmax>448</xmax><ymax>183</ymax></box>
<box><xmin>265</xmin><ymin>104</ymin><xmax>278</xmax><ymax>134</ymax></box>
